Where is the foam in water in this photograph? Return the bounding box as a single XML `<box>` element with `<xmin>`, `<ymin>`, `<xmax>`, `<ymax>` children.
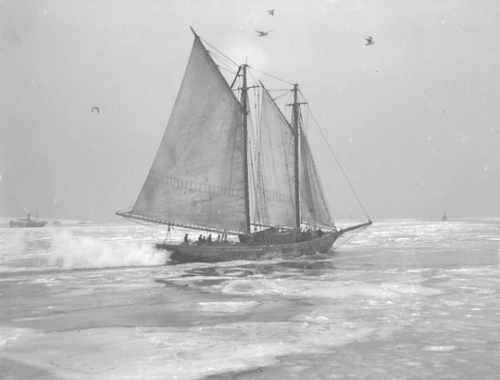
<box><xmin>46</xmin><ymin>230</ymin><xmax>169</xmax><ymax>269</ymax></box>
<box><xmin>2</xmin><ymin>229</ymin><xmax>28</xmax><ymax>256</ymax></box>
<box><xmin>498</xmin><ymin>244</ymin><xmax>500</xmax><ymax>266</ymax></box>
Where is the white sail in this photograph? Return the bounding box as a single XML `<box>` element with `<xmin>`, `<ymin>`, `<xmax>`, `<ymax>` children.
<box><xmin>299</xmin><ymin>129</ymin><xmax>336</xmax><ymax>229</ymax></box>
<box><xmin>252</xmin><ymin>87</ymin><xmax>297</xmax><ymax>228</ymax></box>
<box><xmin>130</xmin><ymin>37</ymin><xmax>247</xmax><ymax>233</ymax></box>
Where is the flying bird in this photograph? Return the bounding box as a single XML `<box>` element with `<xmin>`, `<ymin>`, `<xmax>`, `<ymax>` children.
<box><xmin>267</xmin><ymin>9</ymin><xmax>274</xmax><ymax>16</ymax></box>
<box><xmin>91</xmin><ymin>107</ymin><xmax>100</xmax><ymax>113</ymax></box>
<box><xmin>365</xmin><ymin>36</ymin><xmax>374</xmax><ymax>46</ymax></box>
<box><xmin>256</xmin><ymin>30</ymin><xmax>272</xmax><ymax>37</ymax></box>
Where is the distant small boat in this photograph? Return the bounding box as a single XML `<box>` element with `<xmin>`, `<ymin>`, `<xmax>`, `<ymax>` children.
<box><xmin>442</xmin><ymin>212</ymin><xmax>448</xmax><ymax>221</ymax></box>
<box><xmin>10</xmin><ymin>212</ymin><xmax>48</xmax><ymax>228</ymax></box>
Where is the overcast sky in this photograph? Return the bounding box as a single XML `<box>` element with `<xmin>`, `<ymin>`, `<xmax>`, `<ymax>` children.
<box><xmin>1</xmin><ymin>0</ymin><xmax>499</xmax><ymax>223</ymax></box>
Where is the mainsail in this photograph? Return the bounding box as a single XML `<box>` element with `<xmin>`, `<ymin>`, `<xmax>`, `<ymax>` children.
<box><xmin>253</xmin><ymin>85</ymin><xmax>334</xmax><ymax>231</ymax></box>
<box><xmin>129</xmin><ymin>37</ymin><xmax>247</xmax><ymax>233</ymax></box>
<box><xmin>253</xmin><ymin>87</ymin><xmax>296</xmax><ymax>228</ymax></box>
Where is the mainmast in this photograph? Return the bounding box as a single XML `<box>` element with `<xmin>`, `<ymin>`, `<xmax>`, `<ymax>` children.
<box><xmin>241</xmin><ymin>64</ymin><xmax>251</xmax><ymax>234</ymax></box>
<box><xmin>292</xmin><ymin>84</ymin><xmax>301</xmax><ymax>229</ymax></box>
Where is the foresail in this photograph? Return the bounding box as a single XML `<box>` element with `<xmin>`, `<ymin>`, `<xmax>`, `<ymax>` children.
<box><xmin>300</xmin><ymin>130</ymin><xmax>336</xmax><ymax>229</ymax></box>
<box><xmin>252</xmin><ymin>87</ymin><xmax>297</xmax><ymax>228</ymax></box>
<box><xmin>131</xmin><ymin>37</ymin><xmax>247</xmax><ymax>233</ymax></box>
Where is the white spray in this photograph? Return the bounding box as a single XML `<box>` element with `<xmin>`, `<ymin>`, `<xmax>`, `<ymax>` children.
<box><xmin>46</xmin><ymin>230</ymin><xmax>169</xmax><ymax>269</ymax></box>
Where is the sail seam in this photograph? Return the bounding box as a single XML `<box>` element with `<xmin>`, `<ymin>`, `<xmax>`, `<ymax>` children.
<box><xmin>255</xmin><ymin>185</ymin><xmax>294</xmax><ymax>205</ymax></box>
<box><xmin>151</xmin><ymin>171</ymin><xmax>243</xmax><ymax>198</ymax></box>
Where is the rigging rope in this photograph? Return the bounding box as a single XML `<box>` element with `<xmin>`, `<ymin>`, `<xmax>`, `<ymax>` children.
<box><xmin>202</xmin><ymin>38</ymin><xmax>239</xmax><ymax>68</ymax></box>
<box><xmin>218</xmin><ymin>65</ymin><xmax>239</xmax><ymax>77</ymax></box>
<box><xmin>332</xmin><ymin>223</ymin><xmax>371</xmax><ymax>250</ymax></box>
<box><xmin>272</xmin><ymin>90</ymin><xmax>293</xmax><ymax>102</ymax></box>
<box><xmin>299</xmin><ymin>90</ymin><xmax>372</xmax><ymax>221</ymax></box>
<box><xmin>120</xmin><ymin>214</ymin><xmax>170</xmax><ymax>229</ymax></box>
<box><xmin>201</xmin><ymin>36</ymin><xmax>292</xmax><ymax>86</ymax></box>
<box><xmin>197</xmin><ymin>36</ymin><xmax>371</xmax><ymax>225</ymax></box>
<box><xmin>248</xmin><ymin>66</ymin><xmax>294</xmax><ymax>86</ymax></box>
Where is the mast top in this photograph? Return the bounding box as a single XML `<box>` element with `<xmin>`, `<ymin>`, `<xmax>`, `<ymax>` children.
<box><xmin>190</xmin><ymin>27</ymin><xmax>200</xmax><ymax>39</ymax></box>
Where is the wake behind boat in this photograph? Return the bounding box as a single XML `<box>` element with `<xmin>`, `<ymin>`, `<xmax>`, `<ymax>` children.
<box><xmin>117</xmin><ymin>28</ymin><xmax>372</xmax><ymax>263</ymax></box>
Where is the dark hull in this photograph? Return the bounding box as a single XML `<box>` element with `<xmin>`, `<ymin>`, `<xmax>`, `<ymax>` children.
<box><xmin>10</xmin><ymin>220</ymin><xmax>48</xmax><ymax>228</ymax></box>
<box><xmin>156</xmin><ymin>232</ymin><xmax>339</xmax><ymax>263</ymax></box>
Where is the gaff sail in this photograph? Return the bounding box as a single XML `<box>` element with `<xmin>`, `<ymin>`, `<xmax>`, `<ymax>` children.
<box><xmin>252</xmin><ymin>86</ymin><xmax>296</xmax><ymax>228</ymax></box>
<box><xmin>128</xmin><ymin>37</ymin><xmax>248</xmax><ymax>233</ymax></box>
<box><xmin>299</xmin><ymin>128</ymin><xmax>336</xmax><ymax>229</ymax></box>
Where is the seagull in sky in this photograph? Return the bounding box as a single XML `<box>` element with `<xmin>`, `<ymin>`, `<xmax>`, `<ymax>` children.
<box><xmin>256</xmin><ymin>30</ymin><xmax>273</xmax><ymax>37</ymax></box>
<box><xmin>267</xmin><ymin>9</ymin><xmax>274</xmax><ymax>16</ymax></box>
<box><xmin>365</xmin><ymin>36</ymin><xmax>374</xmax><ymax>46</ymax></box>
<box><xmin>91</xmin><ymin>107</ymin><xmax>100</xmax><ymax>113</ymax></box>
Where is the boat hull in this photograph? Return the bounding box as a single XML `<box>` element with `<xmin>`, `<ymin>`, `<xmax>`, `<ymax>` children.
<box><xmin>10</xmin><ymin>220</ymin><xmax>48</xmax><ymax>228</ymax></box>
<box><xmin>156</xmin><ymin>232</ymin><xmax>339</xmax><ymax>263</ymax></box>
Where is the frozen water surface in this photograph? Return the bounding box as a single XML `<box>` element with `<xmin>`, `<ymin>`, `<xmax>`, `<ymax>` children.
<box><xmin>0</xmin><ymin>219</ymin><xmax>499</xmax><ymax>379</ymax></box>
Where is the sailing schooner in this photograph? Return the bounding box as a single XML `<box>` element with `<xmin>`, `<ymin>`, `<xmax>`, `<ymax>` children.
<box><xmin>117</xmin><ymin>28</ymin><xmax>372</xmax><ymax>263</ymax></box>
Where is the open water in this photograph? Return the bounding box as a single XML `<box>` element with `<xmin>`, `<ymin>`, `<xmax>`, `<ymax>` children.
<box><xmin>0</xmin><ymin>219</ymin><xmax>499</xmax><ymax>379</ymax></box>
